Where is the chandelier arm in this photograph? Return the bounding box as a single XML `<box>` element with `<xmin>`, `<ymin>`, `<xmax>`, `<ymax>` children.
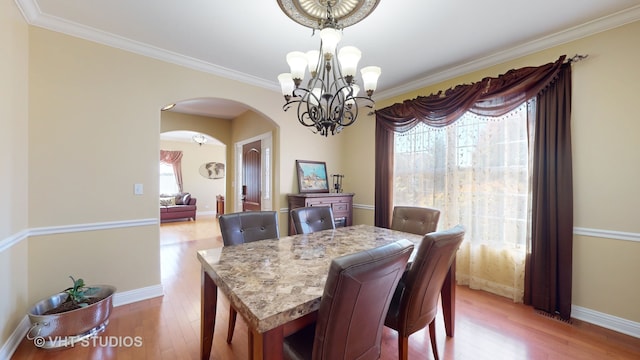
<box><xmin>283</xmin><ymin>89</ymin><xmax>325</xmax><ymax>130</ymax></box>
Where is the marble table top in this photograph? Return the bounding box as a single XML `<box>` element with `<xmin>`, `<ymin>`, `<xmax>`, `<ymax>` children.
<box><xmin>197</xmin><ymin>224</ymin><xmax>423</xmax><ymax>333</ymax></box>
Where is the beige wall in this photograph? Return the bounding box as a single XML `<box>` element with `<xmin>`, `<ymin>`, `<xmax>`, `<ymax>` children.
<box><xmin>3</xmin><ymin>0</ymin><xmax>638</xmax><ymax>351</ymax></box>
<box><xmin>2</xmin><ymin>10</ymin><xmax>344</xmax><ymax>351</ymax></box>
<box><xmin>161</xmin><ymin>111</ymin><xmax>232</xmax><ymax>145</ymax></box>
<box><xmin>344</xmin><ymin>21</ymin><xmax>640</xmax><ymax>322</ymax></box>
<box><xmin>0</xmin><ymin>0</ymin><xmax>30</xmax><ymax>347</ymax></box>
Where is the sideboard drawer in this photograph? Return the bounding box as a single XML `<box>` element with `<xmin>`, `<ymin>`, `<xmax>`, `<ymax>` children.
<box><xmin>332</xmin><ymin>202</ymin><xmax>349</xmax><ymax>213</ymax></box>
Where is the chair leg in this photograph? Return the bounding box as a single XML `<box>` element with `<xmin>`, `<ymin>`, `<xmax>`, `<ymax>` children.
<box><xmin>227</xmin><ymin>306</ymin><xmax>237</xmax><ymax>344</ymax></box>
<box><xmin>398</xmin><ymin>334</ymin><xmax>409</xmax><ymax>360</ymax></box>
<box><xmin>429</xmin><ymin>320</ymin><xmax>439</xmax><ymax>360</ymax></box>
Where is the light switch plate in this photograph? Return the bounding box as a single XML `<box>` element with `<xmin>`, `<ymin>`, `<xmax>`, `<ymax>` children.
<box><xmin>134</xmin><ymin>183</ymin><xmax>144</xmax><ymax>195</ymax></box>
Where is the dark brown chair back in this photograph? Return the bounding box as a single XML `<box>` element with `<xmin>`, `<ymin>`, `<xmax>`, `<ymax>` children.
<box><xmin>391</xmin><ymin>206</ymin><xmax>440</xmax><ymax>236</ymax></box>
<box><xmin>283</xmin><ymin>239</ymin><xmax>413</xmax><ymax>360</ymax></box>
<box><xmin>385</xmin><ymin>225</ymin><xmax>464</xmax><ymax>338</ymax></box>
<box><xmin>217</xmin><ymin>210</ymin><xmax>280</xmax><ymax>344</ymax></box>
<box><xmin>290</xmin><ymin>206</ymin><xmax>336</xmax><ymax>234</ymax></box>
<box><xmin>219</xmin><ymin>211</ymin><xmax>280</xmax><ymax>246</ymax></box>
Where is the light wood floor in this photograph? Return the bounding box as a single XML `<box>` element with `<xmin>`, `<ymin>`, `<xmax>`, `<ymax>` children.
<box><xmin>12</xmin><ymin>215</ymin><xmax>640</xmax><ymax>359</ymax></box>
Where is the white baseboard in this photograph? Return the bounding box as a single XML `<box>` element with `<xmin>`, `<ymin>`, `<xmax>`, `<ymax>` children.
<box><xmin>0</xmin><ymin>284</ymin><xmax>163</xmax><ymax>359</ymax></box>
<box><xmin>0</xmin><ymin>316</ymin><xmax>30</xmax><ymax>360</ymax></box>
<box><xmin>196</xmin><ymin>210</ymin><xmax>216</xmax><ymax>217</ymax></box>
<box><xmin>572</xmin><ymin>305</ymin><xmax>640</xmax><ymax>338</ymax></box>
<box><xmin>113</xmin><ymin>284</ymin><xmax>164</xmax><ymax>307</ymax></box>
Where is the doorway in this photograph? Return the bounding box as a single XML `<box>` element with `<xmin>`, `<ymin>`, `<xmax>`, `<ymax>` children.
<box><xmin>235</xmin><ymin>132</ymin><xmax>273</xmax><ymax>212</ymax></box>
<box><xmin>242</xmin><ymin>140</ymin><xmax>261</xmax><ymax>211</ymax></box>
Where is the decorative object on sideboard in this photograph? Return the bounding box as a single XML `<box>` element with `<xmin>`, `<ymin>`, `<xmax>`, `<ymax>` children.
<box><xmin>296</xmin><ymin>160</ymin><xmax>330</xmax><ymax>193</ymax></box>
<box><xmin>26</xmin><ymin>276</ymin><xmax>116</xmax><ymax>349</ymax></box>
<box><xmin>277</xmin><ymin>0</ymin><xmax>381</xmax><ymax>136</ymax></box>
<box><xmin>332</xmin><ymin>174</ymin><xmax>344</xmax><ymax>193</ymax></box>
<box><xmin>199</xmin><ymin>162</ymin><xmax>225</xmax><ymax>179</ymax></box>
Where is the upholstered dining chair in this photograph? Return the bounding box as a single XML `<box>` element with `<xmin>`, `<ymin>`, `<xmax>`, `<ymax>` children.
<box><xmin>384</xmin><ymin>225</ymin><xmax>465</xmax><ymax>360</ymax></box>
<box><xmin>218</xmin><ymin>210</ymin><xmax>279</xmax><ymax>343</ymax></box>
<box><xmin>391</xmin><ymin>206</ymin><xmax>441</xmax><ymax>236</ymax></box>
<box><xmin>283</xmin><ymin>239</ymin><xmax>414</xmax><ymax>360</ymax></box>
<box><xmin>290</xmin><ymin>206</ymin><xmax>336</xmax><ymax>234</ymax></box>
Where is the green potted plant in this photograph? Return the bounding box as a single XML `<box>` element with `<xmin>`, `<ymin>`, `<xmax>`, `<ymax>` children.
<box><xmin>26</xmin><ymin>276</ymin><xmax>116</xmax><ymax>349</ymax></box>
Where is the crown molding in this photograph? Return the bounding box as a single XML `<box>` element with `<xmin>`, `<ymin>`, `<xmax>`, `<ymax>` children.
<box><xmin>376</xmin><ymin>4</ymin><xmax>640</xmax><ymax>100</ymax></box>
<box><xmin>14</xmin><ymin>0</ymin><xmax>280</xmax><ymax>92</ymax></box>
<box><xmin>13</xmin><ymin>1</ymin><xmax>640</xmax><ymax>102</ymax></box>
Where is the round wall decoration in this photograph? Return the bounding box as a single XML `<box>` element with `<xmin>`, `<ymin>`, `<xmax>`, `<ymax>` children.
<box><xmin>199</xmin><ymin>162</ymin><xmax>225</xmax><ymax>179</ymax></box>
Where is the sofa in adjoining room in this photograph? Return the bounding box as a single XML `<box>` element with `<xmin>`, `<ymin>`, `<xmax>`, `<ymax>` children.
<box><xmin>160</xmin><ymin>193</ymin><xmax>197</xmax><ymax>222</ymax></box>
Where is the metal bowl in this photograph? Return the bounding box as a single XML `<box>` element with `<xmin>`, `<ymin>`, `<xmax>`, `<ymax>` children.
<box><xmin>26</xmin><ymin>285</ymin><xmax>116</xmax><ymax>349</ymax></box>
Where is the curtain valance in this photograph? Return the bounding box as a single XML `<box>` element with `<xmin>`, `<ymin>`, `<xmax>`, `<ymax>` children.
<box><xmin>160</xmin><ymin>150</ymin><xmax>183</xmax><ymax>164</ymax></box>
<box><xmin>376</xmin><ymin>55</ymin><xmax>566</xmax><ymax>133</ymax></box>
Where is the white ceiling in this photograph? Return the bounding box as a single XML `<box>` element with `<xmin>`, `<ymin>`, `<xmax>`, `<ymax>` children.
<box><xmin>16</xmin><ymin>0</ymin><xmax>640</xmax><ymax>118</ymax></box>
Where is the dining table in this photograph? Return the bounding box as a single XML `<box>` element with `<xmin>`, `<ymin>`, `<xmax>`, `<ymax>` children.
<box><xmin>197</xmin><ymin>224</ymin><xmax>456</xmax><ymax>360</ymax></box>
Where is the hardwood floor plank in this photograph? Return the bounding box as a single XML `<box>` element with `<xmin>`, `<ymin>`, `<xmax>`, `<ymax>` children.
<box><xmin>11</xmin><ymin>215</ymin><xmax>640</xmax><ymax>359</ymax></box>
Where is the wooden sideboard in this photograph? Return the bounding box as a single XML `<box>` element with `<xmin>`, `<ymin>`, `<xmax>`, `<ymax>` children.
<box><xmin>287</xmin><ymin>193</ymin><xmax>354</xmax><ymax>235</ymax></box>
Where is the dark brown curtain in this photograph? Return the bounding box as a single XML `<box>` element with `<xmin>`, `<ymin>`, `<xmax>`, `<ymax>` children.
<box><xmin>160</xmin><ymin>150</ymin><xmax>184</xmax><ymax>193</ymax></box>
<box><xmin>374</xmin><ymin>121</ymin><xmax>394</xmax><ymax>228</ymax></box>
<box><xmin>375</xmin><ymin>56</ymin><xmax>574</xmax><ymax>317</ymax></box>
<box><xmin>525</xmin><ymin>63</ymin><xmax>573</xmax><ymax>319</ymax></box>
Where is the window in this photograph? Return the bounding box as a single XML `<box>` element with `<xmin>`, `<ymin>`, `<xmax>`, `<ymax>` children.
<box><xmin>160</xmin><ymin>162</ymin><xmax>179</xmax><ymax>195</ymax></box>
<box><xmin>394</xmin><ymin>101</ymin><xmax>532</xmax><ymax>300</ymax></box>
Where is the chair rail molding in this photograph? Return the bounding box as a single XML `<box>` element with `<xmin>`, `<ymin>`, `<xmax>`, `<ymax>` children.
<box><xmin>0</xmin><ymin>218</ymin><xmax>159</xmax><ymax>253</ymax></box>
<box><xmin>573</xmin><ymin>227</ymin><xmax>640</xmax><ymax>243</ymax></box>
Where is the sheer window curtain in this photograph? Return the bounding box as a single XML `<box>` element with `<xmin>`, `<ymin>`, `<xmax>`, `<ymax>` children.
<box><xmin>375</xmin><ymin>56</ymin><xmax>573</xmax><ymax>317</ymax></box>
<box><xmin>160</xmin><ymin>150</ymin><xmax>184</xmax><ymax>193</ymax></box>
<box><xmin>394</xmin><ymin>104</ymin><xmax>532</xmax><ymax>301</ymax></box>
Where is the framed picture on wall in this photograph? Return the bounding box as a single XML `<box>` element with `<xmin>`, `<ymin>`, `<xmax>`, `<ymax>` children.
<box><xmin>199</xmin><ymin>162</ymin><xmax>225</xmax><ymax>179</ymax></box>
<box><xmin>296</xmin><ymin>160</ymin><xmax>329</xmax><ymax>193</ymax></box>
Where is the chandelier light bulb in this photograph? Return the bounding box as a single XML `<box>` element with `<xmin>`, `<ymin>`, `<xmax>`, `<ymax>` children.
<box><xmin>286</xmin><ymin>51</ymin><xmax>308</xmax><ymax>84</ymax></box>
<box><xmin>337</xmin><ymin>46</ymin><xmax>361</xmax><ymax>80</ymax></box>
<box><xmin>319</xmin><ymin>28</ymin><xmax>342</xmax><ymax>57</ymax></box>
<box><xmin>278</xmin><ymin>73</ymin><xmax>295</xmax><ymax>99</ymax></box>
<box><xmin>305</xmin><ymin>50</ymin><xmax>320</xmax><ymax>76</ymax></box>
<box><xmin>360</xmin><ymin>66</ymin><xmax>382</xmax><ymax>96</ymax></box>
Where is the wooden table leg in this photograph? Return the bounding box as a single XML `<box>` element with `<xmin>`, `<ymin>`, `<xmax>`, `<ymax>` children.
<box><xmin>201</xmin><ymin>269</ymin><xmax>217</xmax><ymax>360</ymax></box>
<box><xmin>441</xmin><ymin>259</ymin><xmax>456</xmax><ymax>337</ymax></box>
<box><xmin>250</xmin><ymin>325</ymin><xmax>284</xmax><ymax>360</ymax></box>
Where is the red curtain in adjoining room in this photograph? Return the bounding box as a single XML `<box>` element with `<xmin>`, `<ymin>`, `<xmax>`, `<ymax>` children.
<box><xmin>160</xmin><ymin>150</ymin><xmax>184</xmax><ymax>193</ymax></box>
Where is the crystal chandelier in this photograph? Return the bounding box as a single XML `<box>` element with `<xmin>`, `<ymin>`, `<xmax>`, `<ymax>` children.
<box><xmin>277</xmin><ymin>2</ymin><xmax>381</xmax><ymax>136</ymax></box>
